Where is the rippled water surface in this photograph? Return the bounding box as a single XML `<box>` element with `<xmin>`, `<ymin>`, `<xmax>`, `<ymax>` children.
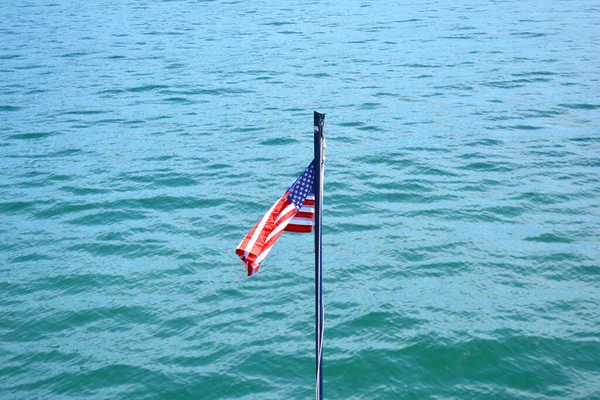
<box><xmin>1</xmin><ymin>0</ymin><xmax>599</xmax><ymax>399</ymax></box>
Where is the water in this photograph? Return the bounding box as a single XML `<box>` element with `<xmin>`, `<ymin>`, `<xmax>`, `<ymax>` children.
<box><xmin>1</xmin><ymin>0</ymin><xmax>599</xmax><ymax>398</ymax></box>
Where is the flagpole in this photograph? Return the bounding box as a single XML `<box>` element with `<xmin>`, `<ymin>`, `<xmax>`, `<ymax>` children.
<box><xmin>314</xmin><ymin>111</ymin><xmax>325</xmax><ymax>400</ymax></box>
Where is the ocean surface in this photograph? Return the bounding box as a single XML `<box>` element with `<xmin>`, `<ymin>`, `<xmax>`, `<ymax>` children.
<box><xmin>1</xmin><ymin>0</ymin><xmax>599</xmax><ymax>399</ymax></box>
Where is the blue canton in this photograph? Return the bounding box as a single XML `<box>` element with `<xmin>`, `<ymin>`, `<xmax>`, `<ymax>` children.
<box><xmin>287</xmin><ymin>161</ymin><xmax>316</xmax><ymax>211</ymax></box>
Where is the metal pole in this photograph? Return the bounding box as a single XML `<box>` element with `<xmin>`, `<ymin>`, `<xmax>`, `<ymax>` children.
<box><xmin>314</xmin><ymin>111</ymin><xmax>325</xmax><ymax>400</ymax></box>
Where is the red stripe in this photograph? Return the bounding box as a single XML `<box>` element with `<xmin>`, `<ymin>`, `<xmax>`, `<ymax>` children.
<box><xmin>284</xmin><ymin>224</ymin><xmax>313</xmax><ymax>233</ymax></box>
<box><xmin>294</xmin><ymin>211</ymin><xmax>314</xmax><ymax>219</ymax></box>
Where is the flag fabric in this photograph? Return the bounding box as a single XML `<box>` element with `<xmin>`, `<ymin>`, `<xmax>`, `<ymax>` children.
<box><xmin>284</xmin><ymin>194</ymin><xmax>314</xmax><ymax>233</ymax></box>
<box><xmin>236</xmin><ymin>161</ymin><xmax>316</xmax><ymax>276</ymax></box>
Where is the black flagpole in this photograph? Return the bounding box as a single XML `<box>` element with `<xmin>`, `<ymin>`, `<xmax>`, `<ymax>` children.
<box><xmin>314</xmin><ymin>111</ymin><xmax>325</xmax><ymax>400</ymax></box>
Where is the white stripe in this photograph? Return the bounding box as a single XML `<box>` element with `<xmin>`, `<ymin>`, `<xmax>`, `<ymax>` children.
<box><xmin>299</xmin><ymin>205</ymin><xmax>314</xmax><ymax>213</ymax></box>
<box><xmin>273</xmin><ymin>203</ymin><xmax>296</xmax><ymax>225</ymax></box>
<box><xmin>266</xmin><ymin>213</ymin><xmax>295</xmax><ymax>242</ymax></box>
<box><xmin>254</xmin><ymin>246</ymin><xmax>272</xmax><ymax>266</ymax></box>
<box><xmin>239</xmin><ymin>197</ymin><xmax>281</xmax><ymax>254</ymax></box>
<box><xmin>288</xmin><ymin>217</ymin><xmax>313</xmax><ymax>226</ymax></box>
<box><xmin>254</xmin><ymin>235</ymin><xmax>281</xmax><ymax>266</ymax></box>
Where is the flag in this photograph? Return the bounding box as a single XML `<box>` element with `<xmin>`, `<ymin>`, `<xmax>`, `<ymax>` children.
<box><xmin>284</xmin><ymin>194</ymin><xmax>314</xmax><ymax>233</ymax></box>
<box><xmin>236</xmin><ymin>161</ymin><xmax>316</xmax><ymax>276</ymax></box>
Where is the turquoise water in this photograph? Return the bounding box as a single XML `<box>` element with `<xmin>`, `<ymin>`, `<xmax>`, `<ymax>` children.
<box><xmin>1</xmin><ymin>0</ymin><xmax>600</xmax><ymax>398</ymax></box>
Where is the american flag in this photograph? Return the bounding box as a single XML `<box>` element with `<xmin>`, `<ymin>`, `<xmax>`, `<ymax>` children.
<box><xmin>236</xmin><ymin>161</ymin><xmax>315</xmax><ymax>276</ymax></box>
<box><xmin>284</xmin><ymin>193</ymin><xmax>314</xmax><ymax>233</ymax></box>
